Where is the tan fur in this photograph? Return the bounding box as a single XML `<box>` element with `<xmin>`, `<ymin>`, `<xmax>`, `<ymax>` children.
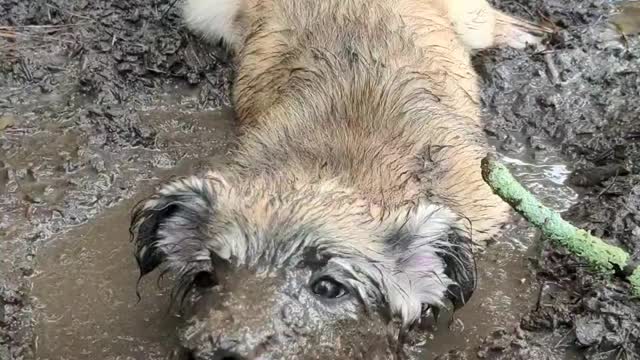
<box><xmin>187</xmin><ymin>0</ymin><xmax>546</xmax><ymax>243</ymax></box>
<box><xmin>127</xmin><ymin>5</ymin><xmax>548</xmax><ymax>353</ymax></box>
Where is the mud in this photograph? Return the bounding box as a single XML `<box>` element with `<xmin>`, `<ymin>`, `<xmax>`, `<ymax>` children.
<box><xmin>32</xmin><ymin>198</ymin><xmax>181</xmax><ymax>360</ymax></box>
<box><xmin>1</xmin><ymin>0</ymin><xmax>639</xmax><ymax>359</ymax></box>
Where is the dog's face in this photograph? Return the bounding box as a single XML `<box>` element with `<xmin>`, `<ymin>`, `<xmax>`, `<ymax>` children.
<box><xmin>130</xmin><ymin>173</ymin><xmax>476</xmax><ymax>359</ymax></box>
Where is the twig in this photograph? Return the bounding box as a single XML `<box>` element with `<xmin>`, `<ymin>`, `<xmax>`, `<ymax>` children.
<box><xmin>45</xmin><ymin>3</ymin><xmax>94</xmax><ymax>21</ymax></box>
<box><xmin>596</xmin><ymin>170</ymin><xmax>619</xmax><ymax>199</ymax></box>
<box><xmin>0</xmin><ymin>31</ymin><xmax>17</xmax><ymax>39</ymax></box>
<box><xmin>481</xmin><ymin>155</ymin><xmax>640</xmax><ymax>296</ymax></box>
<box><xmin>161</xmin><ymin>0</ymin><xmax>181</xmax><ymax>20</ymax></box>
<box><xmin>0</xmin><ymin>23</ymin><xmax>89</xmax><ymax>30</ymax></box>
<box><xmin>553</xmin><ymin>327</ymin><xmax>574</xmax><ymax>349</ymax></box>
<box><xmin>544</xmin><ymin>52</ymin><xmax>560</xmax><ymax>85</ymax></box>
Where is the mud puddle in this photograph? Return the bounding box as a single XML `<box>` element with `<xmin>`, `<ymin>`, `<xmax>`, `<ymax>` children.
<box><xmin>32</xmin><ymin>197</ymin><xmax>180</xmax><ymax>360</ymax></box>
<box><xmin>30</xmin><ymin>108</ymin><xmax>234</xmax><ymax>360</ymax></box>
<box><xmin>30</xmin><ymin>116</ymin><xmax>580</xmax><ymax>360</ymax></box>
<box><xmin>422</xmin><ymin>145</ymin><xmax>579</xmax><ymax>359</ymax></box>
<box><xmin>4</xmin><ymin>0</ymin><xmax>639</xmax><ymax>358</ymax></box>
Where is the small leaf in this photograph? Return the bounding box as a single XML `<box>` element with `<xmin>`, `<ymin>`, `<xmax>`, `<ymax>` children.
<box><xmin>611</xmin><ymin>1</ymin><xmax>640</xmax><ymax>36</ymax></box>
<box><xmin>0</xmin><ymin>115</ymin><xmax>16</xmax><ymax>131</ymax></box>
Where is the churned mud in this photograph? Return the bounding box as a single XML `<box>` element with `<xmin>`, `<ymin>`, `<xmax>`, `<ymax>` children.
<box><xmin>1</xmin><ymin>0</ymin><xmax>639</xmax><ymax>359</ymax></box>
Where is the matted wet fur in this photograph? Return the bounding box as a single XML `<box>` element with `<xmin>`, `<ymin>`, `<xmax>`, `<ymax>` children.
<box><xmin>130</xmin><ymin>0</ymin><xmax>548</xmax><ymax>358</ymax></box>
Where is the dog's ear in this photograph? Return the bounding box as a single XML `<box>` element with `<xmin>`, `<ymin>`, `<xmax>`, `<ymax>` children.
<box><xmin>439</xmin><ymin>229</ymin><xmax>476</xmax><ymax>310</ymax></box>
<box><xmin>130</xmin><ymin>174</ymin><xmax>225</xmax><ymax>277</ymax></box>
<box><xmin>383</xmin><ymin>203</ymin><xmax>476</xmax><ymax>319</ymax></box>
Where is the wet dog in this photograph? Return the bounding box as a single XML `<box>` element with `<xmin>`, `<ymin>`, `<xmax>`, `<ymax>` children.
<box><xmin>130</xmin><ymin>0</ymin><xmax>546</xmax><ymax>358</ymax></box>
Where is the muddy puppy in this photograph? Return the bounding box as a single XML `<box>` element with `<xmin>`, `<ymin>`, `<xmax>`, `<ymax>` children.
<box><xmin>130</xmin><ymin>0</ymin><xmax>546</xmax><ymax>358</ymax></box>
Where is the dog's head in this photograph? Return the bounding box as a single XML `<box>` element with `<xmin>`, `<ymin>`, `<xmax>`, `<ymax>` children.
<box><xmin>130</xmin><ymin>173</ymin><xmax>476</xmax><ymax>359</ymax></box>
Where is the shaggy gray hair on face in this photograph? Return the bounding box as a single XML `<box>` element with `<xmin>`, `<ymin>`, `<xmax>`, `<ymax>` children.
<box><xmin>130</xmin><ymin>175</ymin><xmax>476</xmax><ymax>328</ymax></box>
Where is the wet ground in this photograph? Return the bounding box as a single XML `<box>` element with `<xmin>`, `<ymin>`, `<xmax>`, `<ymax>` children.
<box><xmin>1</xmin><ymin>0</ymin><xmax>639</xmax><ymax>359</ymax></box>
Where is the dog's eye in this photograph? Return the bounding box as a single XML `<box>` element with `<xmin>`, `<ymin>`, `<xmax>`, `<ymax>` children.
<box><xmin>193</xmin><ymin>271</ymin><xmax>218</xmax><ymax>289</ymax></box>
<box><xmin>311</xmin><ymin>277</ymin><xmax>346</xmax><ymax>299</ymax></box>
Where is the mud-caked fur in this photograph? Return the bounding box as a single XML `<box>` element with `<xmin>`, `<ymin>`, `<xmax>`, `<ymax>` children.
<box><xmin>132</xmin><ymin>0</ymin><xmax>546</xmax><ymax>357</ymax></box>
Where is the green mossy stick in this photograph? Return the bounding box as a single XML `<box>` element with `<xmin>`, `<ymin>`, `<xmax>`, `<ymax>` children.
<box><xmin>481</xmin><ymin>155</ymin><xmax>640</xmax><ymax>296</ymax></box>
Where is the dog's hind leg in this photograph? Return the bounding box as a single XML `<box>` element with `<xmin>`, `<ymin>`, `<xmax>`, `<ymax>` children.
<box><xmin>439</xmin><ymin>0</ymin><xmax>550</xmax><ymax>50</ymax></box>
<box><xmin>182</xmin><ymin>0</ymin><xmax>247</xmax><ymax>51</ymax></box>
<box><xmin>491</xmin><ymin>9</ymin><xmax>551</xmax><ymax>49</ymax></box>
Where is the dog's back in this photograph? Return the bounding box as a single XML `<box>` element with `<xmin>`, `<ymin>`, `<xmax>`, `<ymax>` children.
<box><xmin>182</xmin><ymin>0</ymin><xmax>538</xmax><ymax>241</ymax></box>
<box><xmin>188</xmin><ymin>0</ymin><xmax>482</xmax><ymax>119</ymax></box>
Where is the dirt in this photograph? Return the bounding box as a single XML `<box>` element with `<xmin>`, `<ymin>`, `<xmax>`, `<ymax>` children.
<box><xmin>1</xmin><ymin>0</ymin><xmax>639</xmax><ymax>359</ymax></box>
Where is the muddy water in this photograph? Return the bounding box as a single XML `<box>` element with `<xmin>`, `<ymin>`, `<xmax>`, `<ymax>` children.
<box><xmin>421</xmin><ymin>148</ymin><xmax>578</xmax><ymax>358</ymax></box>
<box><xmin>31</xmin><ymin>117</ymin><xmax>579</xmax><ymax>359</ymax></box>
<box><xmin>31</xmin><ymin>108</ymin><xmax>234</xmax><ymax>360</ymax></box>
<box><xmin>32</xmin><ymin>198</ymin><xmax>180</xmax><ymax>360</ymax></box>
